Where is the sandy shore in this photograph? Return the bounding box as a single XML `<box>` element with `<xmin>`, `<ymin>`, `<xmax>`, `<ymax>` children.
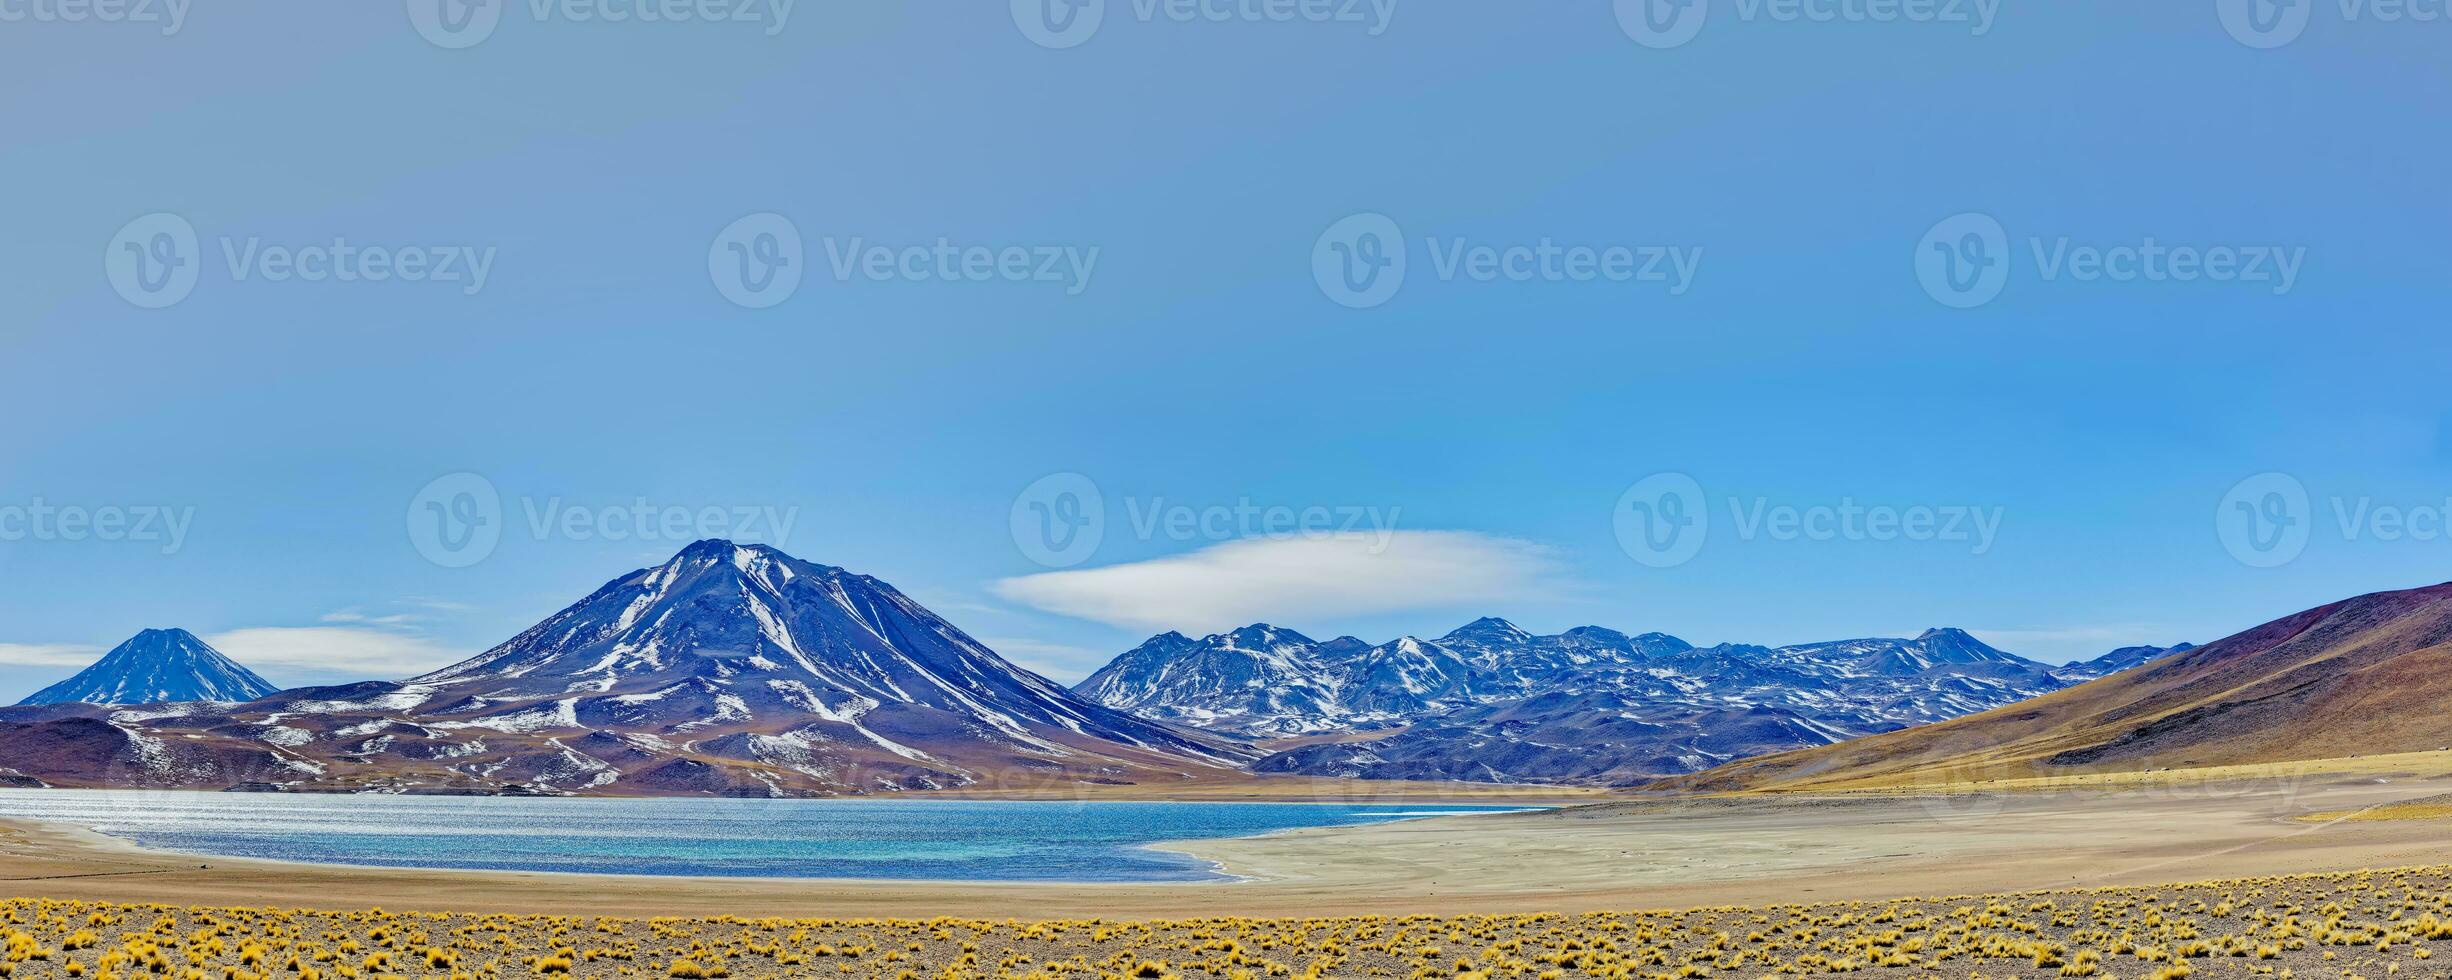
<box><xmin>5</xmin><ymin>773</ymin><xmax>2452</xmax><ymax>918</ymax></box>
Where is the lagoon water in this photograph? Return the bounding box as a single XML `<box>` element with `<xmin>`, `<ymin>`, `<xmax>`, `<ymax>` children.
<box><xmin>0</xmin><ymin>789</ymin><xmax>1527</xmax><ymax>882</ymax></box>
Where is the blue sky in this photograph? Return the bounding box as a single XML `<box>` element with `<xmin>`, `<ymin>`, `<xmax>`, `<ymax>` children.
<box><xmin>2</xmin><ymin>2</ymin><xmax>2448</xmax><ymax>701</ymax></box>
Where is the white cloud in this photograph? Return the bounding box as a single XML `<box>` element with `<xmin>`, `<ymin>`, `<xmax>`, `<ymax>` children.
<box><xmin>992</xmin><ymin>531</ymin><xmax>1564</xmax><ymax>635</ymax></box>
<box><xmin>0</xmin><ymin>643</ymin><xmax>106</xmax><ymax>668</ymax></box>
<box><xmin>320</xmin><ymin>610</ymin><xmax>419</xmax><ymax>626</ymax></box>
<box><xmin>203</xmin><ymin>627</ymin><xmax>468</xmax><ymax>680</ymax></box>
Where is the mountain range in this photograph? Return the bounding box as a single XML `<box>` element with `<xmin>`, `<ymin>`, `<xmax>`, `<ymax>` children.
<box><xmin>0</xmin><ymin>541</ymin><xmax>1250</xmax><ymax>796</ymax></box>
<box><xmin>1076</xmin><ymin>620</ymin><xmax>2187</xmax><ymax>783</ymax></box>
<box><xmin>0</xmin><ymin>538</ymin><xmax>2264</xmax><ymax>795</ymax></box>
<box><xmin>1660</xmin><ymin>580</ymin><xmax>2452</xmax><ymax>793</ymax></box>
<box><xmin>2048</xmin><ymin>642</ymin><xmax>2197</xmax><ymax>684</ymax></box>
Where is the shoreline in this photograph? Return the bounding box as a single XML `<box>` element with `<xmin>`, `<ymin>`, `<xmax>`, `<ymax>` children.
<box><xmin>0</xmin><ymin>783</ymin><xmax>1609</xmax><ymax>806</ymax></box>
<box><xmin>9</xmin><ymin>799</ymin><xmax>1554</xmax><ymax>889</ymax></box>
<box><xmin>5</xmin><ymin>774</ymin><xmax>2452</xmax><ymax>917</ymax></box>
<box><xmin>0</xmin><ymin>792</ymin><xmax>1565</xmax><ymax>893</ymax></box>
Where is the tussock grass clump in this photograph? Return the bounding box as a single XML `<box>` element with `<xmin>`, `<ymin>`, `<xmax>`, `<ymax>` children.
<box><xmin>8</xmin><ymin>867</ymin><xmax>2452</xmax><ymax>979</ymax></box>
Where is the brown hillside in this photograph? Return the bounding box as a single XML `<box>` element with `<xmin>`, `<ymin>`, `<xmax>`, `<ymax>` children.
<box><xmin>1663</xmin><ymin>581</ymin><xmax>2452</xmax><ymax>792</ymax></box>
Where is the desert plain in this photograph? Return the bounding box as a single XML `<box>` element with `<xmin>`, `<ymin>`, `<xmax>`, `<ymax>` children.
<box><xmin>0</xmin><ymin>754</ymin><xmax>2449</xmax><ymax>921</ymax></box>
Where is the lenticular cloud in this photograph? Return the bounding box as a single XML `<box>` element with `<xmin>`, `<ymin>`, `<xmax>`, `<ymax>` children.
<box><xmin>992</xmin><ymin>531</ymin><xmax>1562</xmax><ymax>634</ymax></box>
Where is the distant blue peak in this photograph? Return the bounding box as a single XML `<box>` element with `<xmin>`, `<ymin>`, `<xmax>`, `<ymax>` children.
<box><xmin>1445</xmin><ymin>617</ymin><xmax>1527</xmax><ymax>638</ymax></box>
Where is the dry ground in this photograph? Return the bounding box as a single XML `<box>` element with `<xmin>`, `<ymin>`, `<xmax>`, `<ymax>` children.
<box><xmin>3</xmin><ymin>761</ymin><xmax>2452</xmax><ymax>920</ymax></box>
<box><xmin>7</xmin><ymin>867</ymin><xmax>2452</xmax><ymax>980</ymax></box>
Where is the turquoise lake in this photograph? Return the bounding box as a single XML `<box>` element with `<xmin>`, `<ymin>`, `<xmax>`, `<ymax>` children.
<box><xmin>0</xmin><ymin>790</ymin><xmax>1532</xmax><ymax>882</ymax></box>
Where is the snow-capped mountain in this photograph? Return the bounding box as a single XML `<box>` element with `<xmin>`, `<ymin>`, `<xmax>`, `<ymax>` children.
<box><xmin>412</xmin><ymin>539</ymin><xmax>1232</xmax><ymax>764</ymax></box>
<box><xmin>2049</xmin><ymin>642</ymin><xmax>2193</xmax><ymax>684</ymax></box>
<box><xmin>1074</xmin><ymin>625</ymin><xmax>1350</xmax><ymax>734</ymax></box>
<box><xmin>17</xmin><ymin>629</ymin><xmax>279</xmax><ymax>706</ymax></box>
<box><xmin>1078</xmin><ymin>619</ymin><xmax>1708</xmax><ymax>739</ymax></box>
<box><xmin>0</xmin><ymin>542</ymin><xmax>1248</xmax><ymax>797</ymax></box>
<box><xmin>1081</xmin><ymin>620</ymin><xmax>2131</xmax><ymax>783</ymax></box>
